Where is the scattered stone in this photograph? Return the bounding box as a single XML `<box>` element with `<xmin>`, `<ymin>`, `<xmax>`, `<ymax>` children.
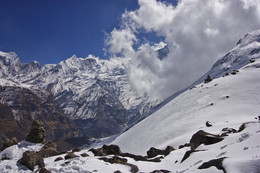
<box><xmin>114</xmin><ymin>171</ymin><xmax>122</xmax><ymax>173</ymax></box>
<box><xmin>249</xmin><ymin>58</ymin><xmax>256</xmax><ymax>62</ymax></box>
<box><xmin>19</xmin><ymin>151</ymin><xmax>44</xmax><ymax>171</ymax></box>
<box><xmin>64</xmin><ymin>152</ymin><xmax>78</xmax><ymax>160</ymax></box>
<box><xmin>198</xmin><ymin>157</ymin><xmax>227</xmax><ymax>173</ymax></box>
<box><xmin>26</xmin><ymin>120</ymin><xmax>46</xmax><ymax>143</ymax></box>
<box><xmin>238</xmin><ymin>123</ymin><xmax>246</xmax><ymax>132</ymax></box>
<box><xmin>0</xmin><ymin>137</ymin><xmax>18</xmax><ymax>151</ymax></box>
<box><xmin>89</xmin><ymin>148</ymin><xmax>106</xmax><ymax>156</ymax></box>
<box><xmin>204</xmin><ymin>75</ymin><xmax>212</xmax><ymax>83</ymax></box>
<box><xmin>206</xmin><ymin>121</ymin><xmax>212</xmax><ymax>127</ymax></box>
<box><xmin>210</xmin><ymin>103</ymin><xmax>214</xmax><ymax>106</ymax></box>
<box><xmin>226</xmin><ymin>96</ymin><xmax>229</xmax><ymax>98</ymax></box>
<box><xmin>72</xmin><ymin>147</ymin><xmax>81</xmax><ymax>152</ymax></box>
<box><xmin>190</xmin><ymin>130</ymin><xmax>224</xmax><ymax>151</ymax></box>
<box><xmin>81</xmin><ymin>153</ymin><xmax>89</xmax><ymax>157</ymax></box>
<box><xmin>54</xmin><ymin>157</ymin><xmax>63</xmax><ymax>162</ymax></box>
<box><xmin>225</xmin><ymin>72</ymin><xmax>229</xmax><ymax>76</ymax></box>
<box><xmin>231</xmin><ymin>70</ymin><xmax>239</xmax><ymax>75</ymax></box>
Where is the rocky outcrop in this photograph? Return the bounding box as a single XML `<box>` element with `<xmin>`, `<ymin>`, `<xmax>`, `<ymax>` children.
<box><xmin>198</xmin><ymin>157</ymin><xmax>227</xmax><ymax>173</ymax></box>
<box><xmin>147</xmin><ymin>146</ymin><xmax>174</xmax><ymax>158</ymax></box>
<box><xmin>0</xmin><ymin>137</ymin><xmax>17</xmax><ymax>151</ymax></box>
<box><xmin>190</xmin><ymin>130</ymin><xmax>224</xmax><ymax>151</ymax></box>
<box><xmin>26</xmin><ymin>120</ymin><xmax>46</xmax><ymax>143</ymax></box>
<box><xmin>19</xmin><ymin>151</ymin><xmax>44</xmax><ymax>171</ymax></box>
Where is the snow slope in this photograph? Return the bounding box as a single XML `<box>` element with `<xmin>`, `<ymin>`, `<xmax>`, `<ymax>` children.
<box><xmin>1</xmin><ymin>59</ymin><xmax>259</xmax><ymax>173</ymax></box>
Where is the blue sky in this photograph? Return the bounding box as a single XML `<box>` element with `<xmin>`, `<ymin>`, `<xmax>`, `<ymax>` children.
<box><xmin>0</xmin><ymin>0</ymin><xmax>141</xmax><ymax>64</ymax></box>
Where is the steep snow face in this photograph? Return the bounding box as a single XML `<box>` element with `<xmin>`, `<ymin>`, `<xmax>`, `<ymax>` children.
<box><xmin>113</xmin><ymin>57</ymin><xmax>260</xmax><ymax>153</ymax></box>
<box><xmin>195</xmin><ymin>30</ymin><xmax>260</xmax><ymax>84</ymax></box>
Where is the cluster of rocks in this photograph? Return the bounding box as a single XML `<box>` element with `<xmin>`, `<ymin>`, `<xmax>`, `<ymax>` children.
<box><xmin>89</xmin><ymin>144</ymin><xmax>175</xmax><ymax>173</ymax></box>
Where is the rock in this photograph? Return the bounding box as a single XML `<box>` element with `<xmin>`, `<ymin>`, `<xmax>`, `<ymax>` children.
<box><xmin>64</xmin><ymin>152</ymin><xmax>78</xmax><ymax>160</ymax></box>
<box><xmin>72</xmin><ymin>147</ymin><xmax>81</xmax><ymax>152</ymax></box>
<box><xmin>42</xmin><ymin>141</ymin><xmax>57</xmax><ymax>149</ymax></box>
<box><xmin>26</xmin><ymin>120</ymin><xmax>46</xmax><ymax>143</ymax></box>
<box><xmin>179</xmin><ymin>143</ymin><xmax>190</xmax><ymax>149</ymax></box>
<box><xmin>103</xmin><ymin>145</ymin><xmax>122</xmax><ymax>156</ymax></box>
<box><xmin>81</xmin><ymin>153</ymin><xmax>89</xmax><ymax>157</ymax></box>
<box><xmin>165</xmin><ymin>146</ymin><xmax>175</xmax><ymax>156</ymax></box>
<box><xmin>238</xmin><ymin>123</ymin><xmax>246</xmax><ymax>132</ymax></box>
<box><xmin>19</xmin><ymin>151</ymin><xmax>44</xmax><ymax>171</ymax></box>
<box><xmin>39</xmin><ymin>168</ymin><xmax>51</xmax><ymax>173</ymax></box>
<box><xmin>198</xmin><ymin>157</ymin><xmax>227</xmax><ymax>173</ymax></box>
<box><xmin>147</xmin><ymin>147</ymin><xmax>165</xmax><ymax>158</ymax></box>
<box><xmin>90</xmin><ymin>145</ymin><xmax>122</xmax><ymax>156</ymax></box>
<box><xmin>190</xmin><ymin>130</ymin><xmax>224</xmax><ymax>151</ymax></box>
<box><xmin>38</xmin><ymin>148</ymin><xmax>60</xmax><ymax>158</ymax></box>
<box><xmin>250</xmin><ymin>58</ymin><xmax>256</xmax><ymax>63</ymax></box>
<box><xmin>54</xmin><ymin>157</ymin><xmax>63</xmax><ymax>162</ymax></box>
<box><xmin>0</xmin><ymin>137</ymin><xmax>18</xmax><ymax>151</ymax></box>
<box><xmin>89</xmin><ymin>148</ymin><xmax>106</xmax><ymax>156</ymax></box>
<box><xmin>99</xmin><ymin>156</ymin><xmax>127</xmax><ymax>164</ymax></box>
<box><xmin>147</xmin><ymin>146</ymin><xmax>174</xmax><ymax>158</ymax></box>
<box><xmin>204</xmin><ymin>75</ymin><xmax>212</xmax><ymax>83</ymax></box>
<box><xmin>206</xmin><ymin>121</ymin><xmax>212</xmax><ymax>127</ymax></box>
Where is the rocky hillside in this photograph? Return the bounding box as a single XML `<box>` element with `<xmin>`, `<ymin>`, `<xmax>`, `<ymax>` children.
<box><xmin>0</xmin><ymin>85</ymin><xmax>81</xmax><ymax>147</ymax></box>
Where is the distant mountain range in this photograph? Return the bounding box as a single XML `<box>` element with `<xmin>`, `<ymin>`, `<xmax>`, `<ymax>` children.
<box><xmin>0</xmin><ymin>45</ymin><xmax>166</xmax><ymax>145</ymax></box>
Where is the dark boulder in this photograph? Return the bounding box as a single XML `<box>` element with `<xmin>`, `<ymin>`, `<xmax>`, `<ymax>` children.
<box><xmin>81</xmin><ymin>153</ymin><xmax>89</xmax><ymax>157</ymax></box>
<box><xmin>190</xmin><ymin>130</ymin><xmax>224</xmax><ymax>151</ymax></box>
<box><xmin>38</xmin><ymin>148</ymin><xmax>60</xmax><ymax>158</ymax></box>
<box><xmin>198</xmin><ymin>157</ymin><xmax>227</xmax><ymax>173</ymax></box>
<box><xmin>147</xmin><ymin>147</ymin><xmax>165</xmax><ymax>158</ymax></box>
<box><xmin>26</xmin><ymin>120</ymin><xmax>46</xmax><ymax>143</ymax></box>
<box><xmin>99</xmin><ymin>156</ymin><xmax>127</xmax><ymax>164</ymax></box>
<box><xmin>204</xmin><ymin>75</ymin><xmax>212</xmax><ymax>83</ymax></box>
<box><xmin>147</xmin><ymin>146</ymin><xmax>174</xmax><ymax>158</ymax></box>
<box><xmin>64</xmin><ymin>152</ymin><xmax>78</xmax><ymax>160</ymax></box>
<box><xmin>103</xmin><ymin>144</ymin><xmax>122</xmax><ymax>156</ymax></box>
<box><xmin>206</xmin><ymin>121</ymin><xmax>212</xmax><ymax>127</ymax></box>
<box><xmin>19</xmin><ymin>151</ymin><xmax>44</xmax><ymax>171</ymax></box>
<box><xmin>72</xmin><ymin>147</ymin><xmax>81</xmax><ymax>152</ymax></box>
<box><xmin>54</xmin><ymin>157</ymin><xmax>63</xmax><ymax>162</ymax></box>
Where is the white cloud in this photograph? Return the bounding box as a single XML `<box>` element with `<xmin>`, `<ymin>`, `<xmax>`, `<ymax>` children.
<box><xmin>106</xmin><ymin>0</ymin><xmax>260</xmax><ymax>99</ymax></box>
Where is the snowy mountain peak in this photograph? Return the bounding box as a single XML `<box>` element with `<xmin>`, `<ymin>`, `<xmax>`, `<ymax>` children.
<box><xmin>236</xmin><ymin>29</ymin><xmax>260</xmax><ymax>47</ymax></box>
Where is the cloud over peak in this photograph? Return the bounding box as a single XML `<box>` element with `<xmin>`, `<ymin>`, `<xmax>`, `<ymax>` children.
<box><xmin>106</xmin><ymin>0</ymin><xmax>260</xmax><ymax>98</ymax></box>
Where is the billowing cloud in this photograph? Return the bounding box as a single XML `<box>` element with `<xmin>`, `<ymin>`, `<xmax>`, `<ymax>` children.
<box><xmin>106</xmin><ymin>0</ymin><xmax>260</xmax><ymax>99</ymax></box>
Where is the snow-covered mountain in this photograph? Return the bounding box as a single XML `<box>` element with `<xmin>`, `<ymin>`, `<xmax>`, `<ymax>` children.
<box><xmin>0</xmin><ymin>50</ymin><xmax>161</xmax><ymax>138</ymax></box>
<box><xmin>1</xmin><ymin>30</ymin><xmax>260</xmax><ymax>173</ymax></box>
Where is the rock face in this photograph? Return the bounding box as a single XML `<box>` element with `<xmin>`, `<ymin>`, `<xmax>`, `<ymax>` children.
<box><xmin>0</xmin><ymin>85</ymin><xmax>81</xmax><ymax>147</ymax></box>
<box><xmin>26</xmin><ymin>120</ymin><xmax>46</xmax><ymax>143</ymax></box>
